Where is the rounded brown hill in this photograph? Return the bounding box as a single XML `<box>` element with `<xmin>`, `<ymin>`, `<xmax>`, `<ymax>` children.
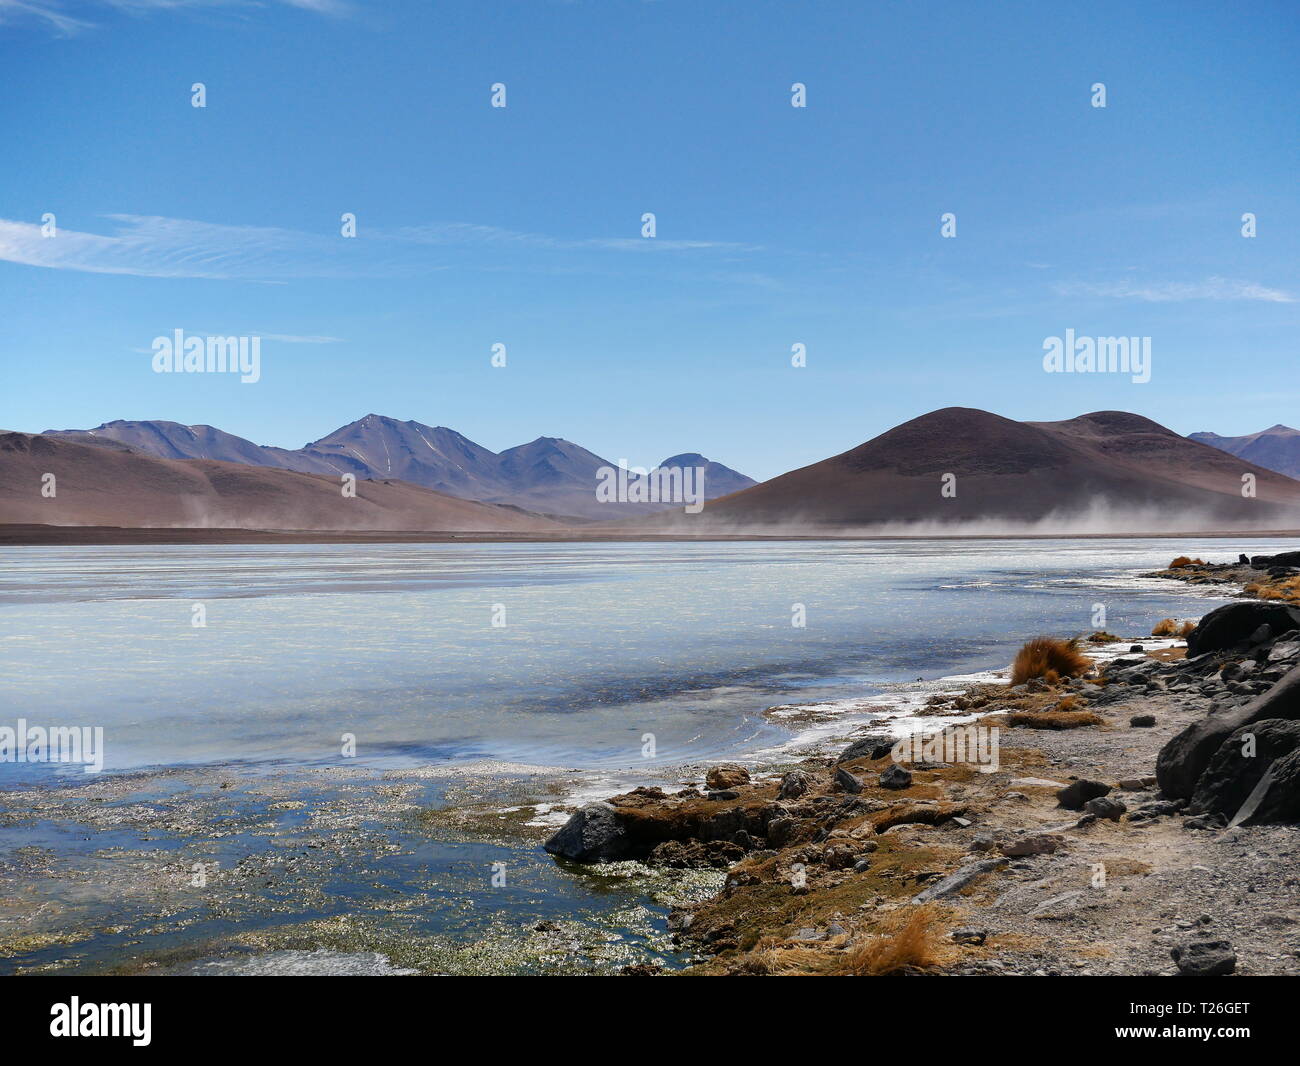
<box><xmin>664</xmin><ymin>407</ymin><xmax>1300</xmax><ymax>531</ymax></box>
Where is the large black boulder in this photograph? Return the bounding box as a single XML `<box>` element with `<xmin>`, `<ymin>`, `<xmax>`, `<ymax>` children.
<box><xmin>836</xmin><ymin>734</ymin><xmax>896</xmax><ymax>764</ymax></box>
<box><xmin>543</xmin><ymin>802</ymin><xmax>633</xmax><ymax>863</ymax></box>
<box><xmin>1251</xmin><ymin>550</ymin><xmax>1300</xmax><ymax>568</ymax></box>
<box><xmin>1185</xmin><ymin>602</ymin><xmax>1300</xmax><ymax>657</ymax></box>
<box><xmin>1189</xmin><ymin>719</ymin><xmax>1300</xmax><ymax>819</ymax></box>
<box><xmin>1251</xmin><ymin>747</ymin><xmax>1300</xmax><ymax>823</ymax></box>
<box><xmin>1156</xmin><ymin>661</ymin><xmax>1300</xmax><ymax>799</ymax></box>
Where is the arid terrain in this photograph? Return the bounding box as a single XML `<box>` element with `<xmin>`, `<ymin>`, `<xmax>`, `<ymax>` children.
<box><xmin>542</xmin><ymin>551</ymin><xmax>1300</xmax><ymax>975</ymax></box>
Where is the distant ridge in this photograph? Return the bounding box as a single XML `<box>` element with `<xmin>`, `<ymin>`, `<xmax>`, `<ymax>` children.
<box><xmin>1190</xmin><ymin>424</ymin><xmax>1300</xmax><ymax>480</ymax></box>
<box><xmin>42</xmin><ymin>416</ymin><xmax>757</xmax><ymax>521</ymax></box>
<box><xmin>0</xmin><ymin>431</ymin><xmax>561</xmax><ymax>532</ymax></box>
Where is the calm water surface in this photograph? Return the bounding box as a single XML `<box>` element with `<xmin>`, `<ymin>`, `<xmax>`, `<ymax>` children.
<box><xmin>0</xmin><ymin>537</ymin><xmax>1284</xmax><ymax>782</ymax></box>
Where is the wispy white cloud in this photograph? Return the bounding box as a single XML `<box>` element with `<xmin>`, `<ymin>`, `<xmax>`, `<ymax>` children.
<box><xmin>0</xmin><ymin>214</ymin><xmax>351</xmax><ymax>279</ymax></box>
<box><xmin>391</xmin><ymin>221</ymin><xmax>758</xmax><ymax>254</ymax></box>
<box><xmin>259</xmin><ymin>333</ymin><xmax>344</xmax><ymax>343</ymax></box>
<box><xmin>0</xmin><ymin>0</ymin><xmax>92</xmax><ymax>35</ymax></box>
<box><xmin>0</xmin><ymin>0</ymin><xmax>351</xmax><ymax>36</ymax></box>
<box><xmin>1055</xmin><ymin>277</ymin><xmax>1295</xmax><ymax>304</ymax></box>
<box><xmin>0</xmin><ymin>214</ymin><xmax>755</xmax><ymax>281</ymax></box>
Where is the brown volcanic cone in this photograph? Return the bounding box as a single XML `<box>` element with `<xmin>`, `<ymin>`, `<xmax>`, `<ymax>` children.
<box><xmin>659</xmin><ymin>408</ymin><xmax>1300</xmax><ymax>532</ymax></box>
<box><xmin>0</xmin><ymin>432</ymin><xmax>563</xmax><ymax>532</ymax></box>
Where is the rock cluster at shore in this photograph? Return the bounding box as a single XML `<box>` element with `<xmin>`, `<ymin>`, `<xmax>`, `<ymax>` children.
<box><xmin>544</xmin><ymin>562</ymin><xmax>1300</xmax><ymax>976</ymax></box>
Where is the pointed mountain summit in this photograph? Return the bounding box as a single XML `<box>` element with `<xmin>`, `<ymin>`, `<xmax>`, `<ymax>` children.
<box><xmin>41</xmin><ymin>416</ymin><xmax>758</xmax><ymax>521</ymax></box>
<box><xmin>658</xmin><ymin>453</ymin><xmax>756</xmax><ymax>498</ymax></box>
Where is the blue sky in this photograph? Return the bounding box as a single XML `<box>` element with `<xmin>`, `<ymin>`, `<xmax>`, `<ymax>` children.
<box><xmin>1</xmin><ymin>0</ymin><xmax>1296</xmax><ymax>481</ymax></box>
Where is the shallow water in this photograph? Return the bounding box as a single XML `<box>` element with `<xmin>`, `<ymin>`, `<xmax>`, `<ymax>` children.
<box><xmin>1</xmin><ymin>535</ymin><xmax>1291</xmax><ymax>975</ymax></box>
<box><xmin>0</xmin><ymin>537</ymin><xmax>1286</xmax><ymax>783</ymax></box>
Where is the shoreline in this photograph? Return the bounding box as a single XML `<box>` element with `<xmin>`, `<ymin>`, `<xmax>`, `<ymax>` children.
<box><xmin>5</xmin><ymin>523</ymin><xmax>1300</xmax><ymax>547</ymax></box>
<box><xmin>540</xmin><ymin>547</ymin><xmax>1300</xmax><ymax>975</ymax></box>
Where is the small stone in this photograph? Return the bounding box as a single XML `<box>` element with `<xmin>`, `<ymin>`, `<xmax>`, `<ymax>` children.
<box><xmin>951</xmin><ymin>927</ymin><xmax>988</xmax><ymax>945</ymax></box>
<box><xmin>705</xmin><ymin>764</ymin><xmax>750</xmax><ymax>790</ymax></box>
<box><xmin>834</xmin><ymin>767</ymin><xmax>864</xmax><ymax>794</ymax></box>
<box><xmin>970</xmin><ymin>831</ymin><xmax>997</xmax><ymax>852</ymax></box>
<box><xmin>1057</xmin><ymin>779</ymin><xmax>1111</xmax><ymax>810</ymax></box>
<box><xmin>1171</xmin><ymin>939</ymin><xmax>1236</xmax><ymax>976</ymax></box>
<box><xmin>1084</xmin><ymin>796</ymin><xmax>1126</xmax><ymax>821</ymax></box>
<box><xmin>1000</xmin><ymin>833</ymin><xmax>1062</xmax><ymax>857</ymax></box>
<box><xmin>778</xmin><ymin>770</ymin><xmax>813</xmax><ymax>799</ymax></box>
<box><xmin>880</xmin><ymin>764</ymin><xmax>913</xmax><ymax>790</ymax></box>
<box><xmin>1129</xmin><ymin>714</ymin><xmax>1157</xmax><ymax>728</ymax></box>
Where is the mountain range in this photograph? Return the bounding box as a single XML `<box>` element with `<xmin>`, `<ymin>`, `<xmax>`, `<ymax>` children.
<box><xmin>0</xmin><ymin>431</ymin><xmax>561</xmax><ymax>533</ymax></box>
<box><xmin>9</xmin><ymin>408</ymin><xmax>1300</xmax><ymax>535</ymax></box>
<box><xmin>42</xmin><ymin>416</ymin><xmax>756</xmax><ymax>521</ymax></box>
<box><xmin>1189</xmin><ymin>424</ymin><xmax>1300</xmax><ymax>480</ymax></box>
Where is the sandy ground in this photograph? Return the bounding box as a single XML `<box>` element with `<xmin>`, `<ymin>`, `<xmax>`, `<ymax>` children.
<box><xmin>936</xmin><ymin>689</ymin><xmax>1300</xmax><ymax>976</ymax></box>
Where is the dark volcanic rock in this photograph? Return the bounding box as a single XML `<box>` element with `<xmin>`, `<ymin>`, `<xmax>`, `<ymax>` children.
<box><xmin>1130</xmin><ymin>714</ymin><xmax>1157</xmax><ymax>728</ymax></box>
<box><xmin>834</xmin><ymin>767</ymin><xmax>864</xmax><ymax>794</ymax></box>
<box><xmin>1084</xmin><ymin>796</ymin><xmax>1126</xmax><ymax>821</ymax></box>
<box><xmin>544</xmin><ymin>802</ymin><xmax>632</xmax><ymax>863</ymax></box>
<box><xmin>1252</xmin><ymin>550</ymin><xmax>1300</xmax><ymax>568</ymax></box>
<box><xmin>1157</xmin><ymin>661</ymin><xmax>1300</xmax><ymax>799</ymax></box>
<box><xmin>1190</xmin><ymin>718</ymin><xmax>1300</xmax><ymax>820</ymax></box>
<box><xmin>1171</xmin><ymin>939</ymin><xmax>1237</xmax><ymax>976</ymax></box>
<box><xmin>879</xmin><ymin>764</ymin><xmax>913</xmax><ymax>790</ymax></box>
<box><xmin>1186</xmin><ymin>602</ymin><xmax>1300</xmax><ymax>657</ymax></box>
<box><xmin>1057</xmin><ymin>779</ymin><xmax>1111</xmax><ymax>810</ymax></box>
<box><xmin>836</xmin><ymin>734</ymin><xmax>896</xmax><ymax>764</ymax></box>
<box><xmin>778</xmin><ymin>770</ymin><xmax>814</xmax><ymax>799</ymax></box>
<box><xmin>1129</xmin><ymin>798</ymin><xmax>1187</xmax><ymax>822</ymax></box>
<box><xmin>1251</xmin><ymin>747</ymin><xmax>1300</xmax><ymax>824</ymax></box>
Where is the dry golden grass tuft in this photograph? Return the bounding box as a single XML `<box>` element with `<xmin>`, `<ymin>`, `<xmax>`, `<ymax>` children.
<box><xmin>1087</xmin><ymin>631</ymin><xmax>1121</xmax><ymax>644</ymax></box>
<box><xmin>1178</xmin><ymin>620</ymin><xmax>1196</xmax><ymax>639</ymax></box>
<box><xmin>1151</xmin><ymin>618</ymin><xmax>1179</xmax><ymax>636</ymax></box>
<box><xmin>1254</xmin><ymin>576</ymin><xmax>1300</xmax><ymax>603</ymax></box>
<box><xmin>1168</xmin><ymin>556</ymin><xmax>1206</xmax><ymax>569</ymax></box>
<box><xmin>730</xmin><ymin>938</ymin><xmax>829</xmax><ymax>976</ymax></box>
<box><xmin>724</xmin><ymin>905</ymin><xmax>955</xmax><ymax>977</ymax></box>
<box><xmin>1006</xmin><ymin>709</ymin><xmax>1104</xmax><ymax>730</ymax></box>
<box><xmin>829</xmin><ymin>904</ymin><xmax>953</xmax><ymax>976</ymax></box>
<box><xmin>1010</xmin><ymin>637</ymin><xmax>1091</xmax><ymax>686</ymax></box>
